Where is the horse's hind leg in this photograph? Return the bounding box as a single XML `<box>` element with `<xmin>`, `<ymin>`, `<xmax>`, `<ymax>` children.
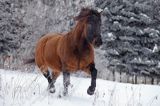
<box><xmin>63</xmin><ymin>71</ymin><xmax>70</xmax><ymax>96</ymax></box>
<box><xmin>43</xmin><ymin>71</ymin><xmax>56</xmax><ymax>93</ymax></box>
<box><xmin>43</xmin><ymin>70</ymin><xmax>60</xmax><ymax>93</ymax></box>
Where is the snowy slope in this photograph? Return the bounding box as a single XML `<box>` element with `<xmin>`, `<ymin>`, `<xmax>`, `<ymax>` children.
<box><xmin>0</xmin><ymin>69</ymin><xmax>160</xmax><ymax>106</ymax></box>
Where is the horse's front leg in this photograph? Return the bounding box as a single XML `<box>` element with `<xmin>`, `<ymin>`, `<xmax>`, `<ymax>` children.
<box><xmin>63</xmin><ymin>71</ymin><xmax>70</xmax><ymax>96</ymax></box>
<box><xmin>87</xmin><ymin>63</ymin><xmax>97</xmax><ymax>95</ymax></box>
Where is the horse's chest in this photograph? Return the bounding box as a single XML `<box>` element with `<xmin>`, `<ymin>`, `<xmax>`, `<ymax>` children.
<box><xmin>65</xmin><ymin>59</ymin><xmax>89</xmax><ymax>71</ymax></box>
<box><xmin>64</xmin><ymin>51</ymin><xmax>94</xmax><ymax>71</ymax></box>
<box><xmin>59</xmin><ymin>43</ymin><xmax>94</xmax><ymax>71</ymax></box>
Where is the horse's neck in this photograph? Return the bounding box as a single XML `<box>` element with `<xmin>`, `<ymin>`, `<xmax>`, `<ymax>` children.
<box><xmin>71</xmin><ymin>22</ymin><xmax>85</xmax><ymax>45</ymax></box>
<box><xmin>67</xmin><ymin>24</ymin><xmax>89</xmax><ymax>55</ymax></box>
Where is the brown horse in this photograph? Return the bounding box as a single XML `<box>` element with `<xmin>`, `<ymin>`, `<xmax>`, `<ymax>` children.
<box><xmin>27</xmin><ymin>8</ymin><xmax>102</xmax><ymax>95</ymax></box>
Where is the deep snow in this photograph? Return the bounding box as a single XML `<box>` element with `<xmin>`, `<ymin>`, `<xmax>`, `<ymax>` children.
<box><xmin>0</xmin><ymin>69</ymin><xmax>160</xmax><ymax>106</ymax></box>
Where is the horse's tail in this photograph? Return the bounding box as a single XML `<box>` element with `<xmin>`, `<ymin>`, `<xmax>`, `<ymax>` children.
<box><xmin>24</xmin><ymin>34</ymin><xmax>46</xmax><ymax>64</ymax></box>
<box><xmin>23</xmin><ymin>58</ymin><xmax>35</xmax><ymax>65</ymax></box>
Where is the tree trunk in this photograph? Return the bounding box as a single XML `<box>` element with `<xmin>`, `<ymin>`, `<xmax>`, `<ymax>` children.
<box><xmin>120</xmin><ymin>71</ymin><xmax>122</xmax><ymax>82</ymax></box>
<box><xmin>113</xmin><ymin>70</ymin><xmax>115</xmax><ymax>81</ymax></box>
<box><xmin>157</xmin><ymin>77</ymin><xmax>160</xmax><ymax>85</ymax></box>
<box><xmin>135</xmin><ymin>75</ymin><xmax>137</xmax><ymax>84</ymax></box>
<box><xmin>132</xmin><ymin>75</ymin><xmax>134</xmax><ymax>84</ymax></box>
<box><xmin>151</xmin><ymin>77</ymin><xmax>154</xmax><ymax>85</ymax></box>
<box><xmin>127</xmin><ymin>74</ymin><xmax>129</xmax><ymax>83</ymax></box>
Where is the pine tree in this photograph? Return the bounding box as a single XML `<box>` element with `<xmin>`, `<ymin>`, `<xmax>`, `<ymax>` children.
<box><xmin>95</xmin><ymin>0</ymin><xmax>160</xmax><ymax>81</ymax></box>
<box><xmin>0</xmin><ymin>0</ymin><xmax>28</xmax><ymax>68</ymax></box>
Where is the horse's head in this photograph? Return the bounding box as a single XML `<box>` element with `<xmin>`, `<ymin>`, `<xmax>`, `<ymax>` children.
<box><xmin>74</xmin><ymin>8</ymin><xmax>102</xmax><ymax>47</ymax></box>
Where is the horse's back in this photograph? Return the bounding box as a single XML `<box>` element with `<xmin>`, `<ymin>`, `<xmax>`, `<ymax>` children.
<box><xmin>35</xmin><ymin>33</ymin><xmax>63</xmax><ymax>72</ymax></box>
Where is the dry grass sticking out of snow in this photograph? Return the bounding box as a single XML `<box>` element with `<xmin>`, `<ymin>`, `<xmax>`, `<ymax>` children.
<box><xmin>0</xmin><ymin>69</ymin><xmax>160</xmax><ymax>106</ymax></box>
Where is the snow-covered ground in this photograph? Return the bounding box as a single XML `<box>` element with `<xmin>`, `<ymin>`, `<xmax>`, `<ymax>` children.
<box><xmin>0</xmin><ymin>69</ymin><xmax>160</xmax><ymax>106</ymax></box>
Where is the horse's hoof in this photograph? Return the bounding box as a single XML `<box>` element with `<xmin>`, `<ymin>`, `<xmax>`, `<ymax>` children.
<box><xmin>87</xmin><ymin>86</ymin><xmax>95</xmax><ymax>95</ymax></box>
<box><xmin>63</xmin><ymin>90</ymin><xmax>68</xmax><ymax>96</ymax></box>
<box><xmin>49</xmin><ymin>87</ymin><xmax>56</xmax><ymax>93</ymax></box>
<box><xmin>63</xmin><ymin>92</ymin><xmax>68</xmax><ymax>96</ymax></box>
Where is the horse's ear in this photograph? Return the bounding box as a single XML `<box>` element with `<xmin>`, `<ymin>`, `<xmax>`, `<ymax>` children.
<box><xmin>99</xmin><ymin>11</ymin><xmax>103</xmax><ymax>14</ymax></box>
<box><xmin>97</xmin><ymin>8</ymin><xmax>103</xmax><ymax>14</ymax></box>
<box><xmin>74</xmin><ymin>16</ymin><xmax>80</xmax><ymax>21</ymax></box>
